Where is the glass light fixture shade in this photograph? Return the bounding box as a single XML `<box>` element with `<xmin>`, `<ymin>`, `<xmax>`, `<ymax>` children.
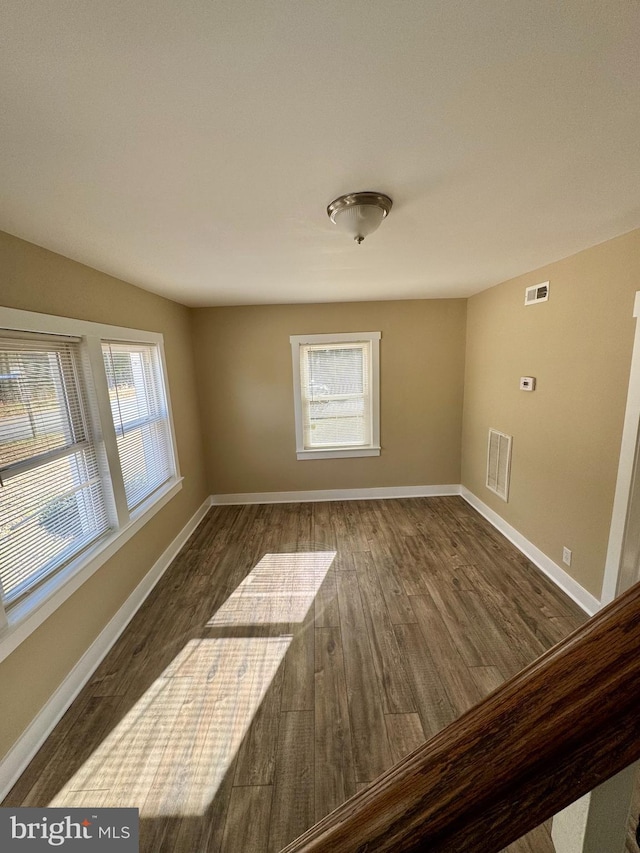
<box><xmin>327</xmin><ymin>192</ymin><xmax>392</xmax><ymax>244</ymax></box>
<box><xmin>333</xmin><ymin>204</ymin><xmax>385</xmax><ymax>242</ymax></box>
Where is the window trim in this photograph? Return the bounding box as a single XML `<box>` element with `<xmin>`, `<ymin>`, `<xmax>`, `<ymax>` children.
<box><xmin>0</xmin><ymin>307</ymin><xmax>182</xmax><ymax>662</ymax></box>
<box><xmin>290</xmin><ymin>331</ymin><xmax>381</xmax><ymax>460</ymax></box>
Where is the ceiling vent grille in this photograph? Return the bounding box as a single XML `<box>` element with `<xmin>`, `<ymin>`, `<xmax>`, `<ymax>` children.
<box><xmin>486</xmin><ymin>428</ymin><xmax>512</xmax><ymax>502</ymax></box>
<box><xmin>525</xmin><ymin>281</ymin><xmax>549</xmax><ymax>305</ymax></box>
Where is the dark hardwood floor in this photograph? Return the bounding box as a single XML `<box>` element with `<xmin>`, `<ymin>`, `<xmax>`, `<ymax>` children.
<box><xmin>3</xmin><ymin>497</ymin><xmax>589</xmax><ymax>852</ymax></box>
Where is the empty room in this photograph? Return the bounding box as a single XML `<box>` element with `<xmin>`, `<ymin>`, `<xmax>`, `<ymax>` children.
<box><xmin>1</xmin><ymin>3</ymin><xmax>640</xmax><ymax>852</ymax></box>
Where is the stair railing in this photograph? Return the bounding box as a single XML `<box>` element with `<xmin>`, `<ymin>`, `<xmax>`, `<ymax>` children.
<box><xmin>281</xmin><ymin>582</ymin><xmax>640</xmax><ymax>852</ymax></box>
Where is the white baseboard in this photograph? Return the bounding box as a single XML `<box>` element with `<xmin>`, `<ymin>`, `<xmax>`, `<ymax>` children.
<box><xmin>211</xmin><ymin>485</ymin><xmax>601</xmax><ymax>615</ymax></box>
<box><xmin>211</xmin><ymin>484</ymin><xmax>461</xmax><ymax>505</ymax></box>
<box><xmin>460</xmin><ymin>487</ymin><xmax>601</xmax><ymax>616</ymax></box>
<box><xmin>0</xmin><ymin>496</ymin><xmax>212</xmax><ymax>802</ymax></box>
<box><xmin>0</xmin><ymin>485</ymin><xmax>601</xmax><ymax>800</ymax></box>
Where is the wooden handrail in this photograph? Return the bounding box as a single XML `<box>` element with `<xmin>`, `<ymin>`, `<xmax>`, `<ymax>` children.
<box><xmin>281</xmin><ymin>582</ymin><xmax>640</xmax><ymax>853</ymax></box>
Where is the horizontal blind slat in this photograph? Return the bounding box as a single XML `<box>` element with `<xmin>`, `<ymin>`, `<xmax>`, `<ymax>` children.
<box><xmin>0</xmin><ymin>330</ymin><xmax>81</xmax><ymax>345</ymax></box>
<box><xmin>0</xmin><ymin>439</ymin><xmax>91</xmax><ymax>480</ymax></box>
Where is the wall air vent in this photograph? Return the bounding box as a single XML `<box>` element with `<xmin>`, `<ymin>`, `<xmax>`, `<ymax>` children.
<box><xmin>525</xmin><ymin>281</ymin><xmax>549</xmax><ymax>305</ymax></box>
<box><xmin>486</xmin><ymin>428</ymin><xmax>512</xmax><ymax>502</ymax></box>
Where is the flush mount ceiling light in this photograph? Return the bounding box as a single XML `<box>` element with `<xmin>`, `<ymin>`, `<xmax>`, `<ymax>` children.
<box><xmin>327</xmin><ymin>191</ymin><xmax>393</xmax><ymax>244</ymax></box>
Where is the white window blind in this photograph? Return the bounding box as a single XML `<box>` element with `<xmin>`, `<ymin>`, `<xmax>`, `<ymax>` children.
<box><xmin>102</xmin><ymin>341</ymin><xmax>172</xmax><ymax>510</ymax></box>
<box><xmin>290</xmin><ymin>332</ymin><xmax>380</xmax><ymax>460</ymax></box>
<box><xmin>300</xmin><ymin>341</ymin><xmax>371</xmax><ymax>448</ymax></box>
<box><xmin>0</xmin><ymin>336</ymin><xmax>109</xmax><ymax>606</ymax></box>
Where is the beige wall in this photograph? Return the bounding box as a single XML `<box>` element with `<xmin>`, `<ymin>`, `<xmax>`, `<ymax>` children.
<box><xmin>191</xmin><ymin>299</ymin><xmax>467</xmax><ymax>495</ymax></box>
<box><xmin>462</xmin><ymin>228</ymin><xmax>640</xmax><ymax>598</ymax></box>
<box><xmin>0</xmin><ymin>231</ymin><xmax>209</xmax><ymax>760</ymax></box>
<box><xmin>4</xmin><ymin>221</ymin><xmax>639</xmax><ymax>768</ymax></box>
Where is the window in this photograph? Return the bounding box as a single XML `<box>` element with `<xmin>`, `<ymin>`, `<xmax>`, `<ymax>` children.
<box><xmin>0</xmin><ymin>335</ymin><xmax>109</xmax><ymax>607</ymax></box>
<box><xmin>290</xmin><ymin>332</ymin><xmax>381</xmax><ymax>460</ymax></box>
<box><xmin>0</xmin><ymin>308</ymin><xmax>181</xmax><ymax>656</ymax></box>
<box><xmin>102</xmin><ymin>342</ymin><xmax>172</xmax><ymax>510</ymax></box>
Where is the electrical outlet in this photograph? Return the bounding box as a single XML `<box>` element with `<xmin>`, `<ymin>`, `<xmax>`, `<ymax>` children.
<box><xmin>562</xmin><ymin>547</ymin><xmax>572</xmax><ymax>566</ymax></box>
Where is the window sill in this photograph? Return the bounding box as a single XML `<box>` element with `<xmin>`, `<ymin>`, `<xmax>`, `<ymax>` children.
<box><xmin>0</xmin><ymin>477</ymin><xmax>183</xmax><ymax>664</ymax></box>
<box><xmin>296</xmin><ymin>447</ymin><xmax>381</xmax><ymax>461</ymax></box>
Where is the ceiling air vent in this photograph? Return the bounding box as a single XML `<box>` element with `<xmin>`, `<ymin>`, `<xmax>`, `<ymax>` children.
<box><xmin>486</xmin><ymin>428</ymin><xmax>512</xmax><ymax>502</ymax></box>
<box><xmin>524</xmin><ymin>281</ymin><xmax>549</xmax><ymax>305</ymax></box>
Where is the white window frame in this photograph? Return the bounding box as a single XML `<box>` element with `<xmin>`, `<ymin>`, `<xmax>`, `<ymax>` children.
<box><xmin>290</xmin><ymin>331</ymin><xmax>381</xmax><ymax>460</ymax></box>
<box><xmin>0</xmin><ymin>307</ymin><xmax>182</xmax><ymax>662</ymax></box>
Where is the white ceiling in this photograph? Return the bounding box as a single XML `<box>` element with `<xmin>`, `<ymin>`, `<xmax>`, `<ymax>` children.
<box><xmin>1</xmin><ymin>1</ymin><xmax>639</xmax><ymax>307</ymax></box>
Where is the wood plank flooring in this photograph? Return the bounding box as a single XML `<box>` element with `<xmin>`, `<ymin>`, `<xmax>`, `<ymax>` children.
<box><xmin>3</xmin><ymin>497</ymin><xmax>591</xmax><ymax>852</ymax></box>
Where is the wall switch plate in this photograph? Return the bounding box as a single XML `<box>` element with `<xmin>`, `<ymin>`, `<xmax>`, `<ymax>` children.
<box><xmin>562</xmin><ymin>547</ymin><xmax>572</xmax><ymax>566</ymax></box>
<box><xmin>520</xmin><ymin>376</ymin><xmax>536</xmax><ymax>391</ymax></box>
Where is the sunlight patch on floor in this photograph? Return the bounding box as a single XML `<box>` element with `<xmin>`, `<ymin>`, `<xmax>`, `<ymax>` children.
<box><xmin>48</xmin><ymin>550</ymin><xmax>335</xmax><ymax>817</ymax></box>
<box><xmin>206</xmin><ymin>551</ymin><xmax>336</xmax><ymax>627</ymax></box>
